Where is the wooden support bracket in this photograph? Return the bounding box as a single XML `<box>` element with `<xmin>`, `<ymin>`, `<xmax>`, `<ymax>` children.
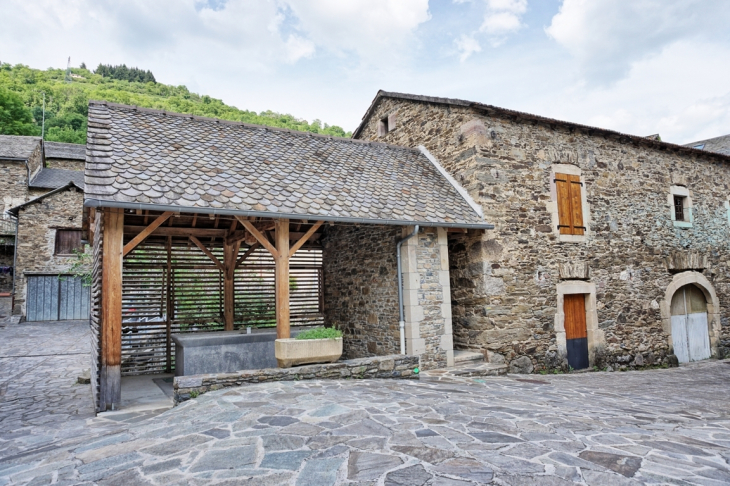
<box><xmin>289</xmin><ymin>221</ymin><xmax>323</xmax><ymax>257</ymax></box>
<box><xmin>123</xmin><ymin>211</ymin><xmax>174</xmax><ymax>257</ymax></box>
<box><xmin>236</xmin><ymin>216</ymin><xmax>279</xmax><ymax>257</ymax></box>
<box><xmin>189</xmin><ymin>236</ymin><xmax>224</xmax><ymax>272</ymax></box>
<box><xmin>235</xmin><ymin>243</ymin><xmax>260</xmax><ymax>269</ymax></box>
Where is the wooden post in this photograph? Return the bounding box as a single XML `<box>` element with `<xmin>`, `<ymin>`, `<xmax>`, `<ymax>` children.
<box><xmin>275</xmin><ymin>219</ymin><xmax>290</xmax><ymax>339</ymax></box>
<box><xmin>222</xmin><ymin>239</ymin><xmax>238</xmax><ymax>331</ymax></box>
<box><xmin>100</xmin><ymin>207</ymin><xmax>124</xmax><ymax>410</ymax></box>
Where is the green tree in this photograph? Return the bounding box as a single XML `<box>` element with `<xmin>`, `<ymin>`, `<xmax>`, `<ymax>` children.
<box><xmin>0</xmin><ymin>87</ymin><xmax>38</xmax><ymax>135</ymax></box>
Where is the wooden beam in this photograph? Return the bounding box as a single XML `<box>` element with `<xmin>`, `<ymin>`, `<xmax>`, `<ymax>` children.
<box><xmin>191</xmin><ymin>213</ymin><xmax>197</xmax><ymax>228</ymax></box>
<box><xmin>100</xmin><ymin>207</ymin><xmax>124</xmax><ymax>410</ymax></box>
<box><xmin>222</xmin><ymin>238</ymin><xmax>239</xmax><ymax>331</ymax></box>
<box><xmin>123</xmin><ymin>226</ymin><xmax>227</xmax><ymax>238</ymax></box>
<box><xmin>123</xmin><ymin>211</ymin><xmax>174</xmax><ymax>257</ymax></box>
<box><xmin>165</xmin><ymin>236</ymin><xmax>172</xmax><ymax>373</ymax></box>
<box><xmin>237</xmin><ymin>217</ymin><xmax>278</xmax><ymax>257</ymax></box>
<box><xmin>289</xmin><ymin>221</ymin><xmax>323</xmax><ymax>258</ymax></box>
<box><xmin>275</xmin><ymin>218</ymin><xmax>290</xmax><ymax>340</ymax></box>
<box><xmin>189</xmin><ymin>236</ymin><xmax>224</xmax><ymax>272</ymax></box>
<box><xmin>235</xmin><ymin>243</ymin><xmax>260</xmax><ymax>269</ymax></box>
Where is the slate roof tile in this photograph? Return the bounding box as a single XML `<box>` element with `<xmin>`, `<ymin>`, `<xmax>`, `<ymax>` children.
<box><xmin>85</xmin><ymin>102</ymin><xmax>489</xmax><ymax>227</ymax></box>
<box><xmin>30</xmin><ymin>168</ymin><xmax>85</xmax><ymax>189</ymax></box>
<box><xmin>0</xmin><ymin>135</ymin><xmax>41</xmax><ymax>159</ymax></box>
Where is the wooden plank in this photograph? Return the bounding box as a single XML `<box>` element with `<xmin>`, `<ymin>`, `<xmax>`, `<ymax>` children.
<box><xmin>275</xmin><ymin>218</ymin><xmax>290</xmax><ymax>340</ymax></box>
<box><xmin>123</xmin><ymin>212</ymin><xmax>174</xmax><ymax>257</ymax></box>
<box><xmin>165</xmin><ymin>236</ymin><xmax>172</xmax><ymax>373</ymax></box>
<box><xmin>555</xmin><ymin>173</ymin><xmax>573</xmax><ymax>235</ymax></box>
<box><xmin>237</xmin><ymin>217</ymin><xmax>279</xmax><ymax>257</ymax></box>
<box><xmin>564</xmin><ymin>294</ymin><xmax>587</xmax><ymax>340</ymax></box>
<box><xmin>568</xmin><ymin>174</ymin><xmax>584</xmax><ymax>236</ymax></box>
<box><xmin>101</xmin><ymin>207</ymin><xmax>124</xmax><ymax>410</ymax></box>
<box><xmin>223</xmin><ymin>239</ymin><xmax>236</xmax><ymax>331</ymax></box>
<box><xmin>123</xmin><ymin>226</ymin><xmax>227</xmax><ymax>237</ymax></box>
<box><xmin>189</xmin><ymin>236</ymin><xmax>224</xmax><ymax>272</ymax></box>
<box><xmin>235</xmin><ymin>243</ymin><xmax>260</xmax><ymax>269</ymax></box>
<box><xmin>289</xmin><ymin>221</ymin><xmax>323</xmax><ymax>258</ymax></box>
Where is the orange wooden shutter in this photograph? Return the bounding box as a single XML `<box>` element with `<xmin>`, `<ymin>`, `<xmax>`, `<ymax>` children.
<box><xmin>555</xmin><ymin>173</ymin><xmax>573</xmax><ymax>234</ymax></box>
<box><xmin>568</xmin><ymin>174</ymin><xmax>584</xmax><ymax>235</ymax></box>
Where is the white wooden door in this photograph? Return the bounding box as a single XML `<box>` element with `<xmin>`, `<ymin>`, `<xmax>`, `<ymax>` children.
<box><xmin>670</xmin><ymin>284</ymin><xmax>710</xmax><ymax>363</ymax></box>
<box><xmin>687</xmin><ymin>312</ymin><xmax>711</xmax><ymax>361</ymax></box>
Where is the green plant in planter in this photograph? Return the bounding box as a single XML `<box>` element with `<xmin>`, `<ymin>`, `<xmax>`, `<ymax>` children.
<box><xmin>295</xmin><ymin>327</ymin><xmax>343</xmax><ymax>340</ymax></box>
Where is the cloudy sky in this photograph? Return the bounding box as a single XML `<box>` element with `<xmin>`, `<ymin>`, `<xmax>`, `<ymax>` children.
<box><xmin>2</xmin><ymin>0</ymin><xmax>729</xmax><ymax>143</ymax></box>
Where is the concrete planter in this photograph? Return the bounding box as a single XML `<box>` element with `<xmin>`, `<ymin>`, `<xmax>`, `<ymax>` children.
<box><xmin>275</xmin><ymin>337</ymin><xmax>343</xmax><ymax>368</ymax></box>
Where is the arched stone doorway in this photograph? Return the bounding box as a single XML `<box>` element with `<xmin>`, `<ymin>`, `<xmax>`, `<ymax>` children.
<box><xmin>661</xmin><ymin>271</ymin><xmax>720</xmax><ymax>362</ymax></box>
<box><xmin>670</xmin><ymin>284</ymin><xmax>711</xmax><ymax>362</ymax></box>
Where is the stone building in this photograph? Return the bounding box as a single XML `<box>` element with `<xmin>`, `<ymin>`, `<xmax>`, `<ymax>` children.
<box><xmin>353</xmin><ymin>91</ymin><xmax>730</xmax><ymax>372</ymax></box>
<box><xmin>0</xmin><ymin>135</ymin><xmax>87</xmax><ymax>320</ymax></box>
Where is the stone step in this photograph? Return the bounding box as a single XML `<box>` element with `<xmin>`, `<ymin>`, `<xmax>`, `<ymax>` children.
<box><xmin>419</xmin><ymin>362</ymin><xmax>508</xmax><ymax>381</ymax></box>
<box><xmin>453</xmin><ymin>349</ymin><xmax>484</xmax><ymax>364</ymax></box>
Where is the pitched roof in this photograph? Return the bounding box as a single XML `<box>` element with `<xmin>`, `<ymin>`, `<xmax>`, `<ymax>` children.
<box><xmin>30</xmin><ymin>168</ymin><xmax>85</xmax><ymax>190</ymax></box>
<box><xmin>84</xmin><ymin>101</ymin><xmax>490</xmax><ymax>228</ymax></box>
<box><xmin>353</xmin><ymin>91</ymin><xmax>730</xmax><ymax>162</ymax></box>
<box><xmin>44</xmin><ymin>141</ymin><xmax>86</xmax><ymax>160</ymax></box>
<box><xmin>0</xmin><ymin>135</ymin><xmax>41</xmax><ymax>160</ymax></box>
<box><xmin>8</xmin><ymin>182</ymin><xmax>83</xmax><ymax>216</ymax></box>
<box><xmin>684</xmin><ymin>134</ymin><xmax>730</xmax><ymax>156</ymax></box>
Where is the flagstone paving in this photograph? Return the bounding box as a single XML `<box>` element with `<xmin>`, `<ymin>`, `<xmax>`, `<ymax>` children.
<box><xmin>1</xmin><ymin>319</ymin><xmax>730</xmax><ymax>485</ymax></box>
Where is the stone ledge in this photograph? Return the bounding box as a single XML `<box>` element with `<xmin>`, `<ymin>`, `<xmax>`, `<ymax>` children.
<box><xmin>174</xmin><ymin>354</ymin><xmax>420</xmax><ymax>405</ymax></box>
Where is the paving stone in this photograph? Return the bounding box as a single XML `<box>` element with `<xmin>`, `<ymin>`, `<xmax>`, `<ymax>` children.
<box><xmin>347</xmin><ymin>452</ymin><xmax>403</xmax><ymax>481</ymax></box>
<box><xmin>189</xmin><ymin>445</ymin><xmax>257</xmax><ymax>472</ymax></box>
<box><xmin>391</xmin><ymin>445</ymin><xmax>455</xmax><ymax>464</ymax></box>
<box><xmin>259</xmin><ymin>451</ymin><xmax>313</xmax><ymax>470</ymax></box>
<box><xmin>384</xmin><ymin>464</ymin><xmax>432</xmax><ymax>486</ymax></box>
<box><xmin>470</xmin><ymin>431</ymin><xmax>524</xmax><ymax>443</ymax></box>
<box><xmin>139</xmin><ymin>458</ymin><xmax>183</xmax><ymax>475</ymax></box>
<box><xmin>578</xmin><ymin>450</ymin><xmax>642</xmax><ymax>477</ymax></box>
<box><xmin>296</xmin><ymin>457</ymin><xmax>344</xmax><ymax>486</ymax></box>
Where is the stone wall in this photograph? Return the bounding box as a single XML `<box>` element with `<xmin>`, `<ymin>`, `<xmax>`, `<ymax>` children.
<box><xmin>322</xmin><ymin>225</ymin><xmax>401</xmax><ymax>359</ymax></box>
<box><xmin>1</xmin><ymin>162</ymin><xmax>30</xmax><ymax>215</ymax></box>
<box><xmin>356</xmin><ymin>96</ymin><xmax>730</xmax><ymax>371</ymax></box>
<box><xmin>322</xmin><ymin>224</ymin><xmax>453</xmax><ymax>370</ymax></box>
<box><xmin>174</xmin><ymin>354</ymin><xmax>420</xmax><ymax>404</ymax></box>
<box><xmin>46</xmin><ymin>158</ymin><xmax>84</xmax><ymax>171</ymax></box>
<box><xmin>13</xmin><ymin>187</ymin><xmax>85</xmax><ymax>317</ymax></box>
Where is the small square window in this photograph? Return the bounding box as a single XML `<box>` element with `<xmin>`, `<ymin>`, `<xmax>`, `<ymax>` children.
<box><xmin>693</xmin><ymin>144</ymin><xmax>705</xmax><ymax>150</ymax></box>
<box><xmin>378</xmin><ymin>117</ymin><xmax>389</xmax><ymax>137</ymax></box>
<box><xmin>55</xmin><ymin>229</ymin><xmax>83</xmax><ymax>255</ymax></box>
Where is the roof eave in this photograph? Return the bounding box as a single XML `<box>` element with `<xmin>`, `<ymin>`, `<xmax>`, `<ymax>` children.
<box><xmin>83</xmin><ymin>198</ymin><xmax>495</xmax><ymax>230</ymax></box>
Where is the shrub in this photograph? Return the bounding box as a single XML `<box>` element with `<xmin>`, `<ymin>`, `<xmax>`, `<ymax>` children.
<box><xmin>295</xmin><ymin>327</ymin><xmax>343</xmax><ymax>340</ymax></box>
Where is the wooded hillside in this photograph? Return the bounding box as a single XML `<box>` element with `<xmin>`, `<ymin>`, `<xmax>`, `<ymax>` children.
<box><xmin>0</xmin><ymin>63</ymin><xmax>350</xmax><ymax>144</ymax></box>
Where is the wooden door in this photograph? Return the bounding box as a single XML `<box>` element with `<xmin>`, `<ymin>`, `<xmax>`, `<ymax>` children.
<box><xmin>564</xmin><ymin>293</ymin><xmax>589</xmax><ymax>369</ymax></box>
<box><xmin>671</xmin><ymin>284</ymin><xmax>710</xmax><ymax>363</ymax></box>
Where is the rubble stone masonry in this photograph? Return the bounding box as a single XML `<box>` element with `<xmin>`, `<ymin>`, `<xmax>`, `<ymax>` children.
<box><xmin>13</xmin><ymin>187</ymin><xmax>85</xmax><ymax>317</ymax></box>
<box><xmin>322</xmin><ymin>224</ymin><xmax>452</xmax><ymax>369</ymax></box>
<box><xmin>356</xmin><ymin>96</ymin><xmax>730</xmax><ymax>371</ymax></box>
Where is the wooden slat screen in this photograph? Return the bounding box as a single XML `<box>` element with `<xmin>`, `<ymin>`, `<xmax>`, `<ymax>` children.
<box><xmin>555</xmin><ymin>173</ymin><xmax>585</xmax><ymax>235</ymax></box>
<box><xmin>90</xmin><ymin>212</ymin><xmax>103</xmax><ymax>411</ymax></box>
<box><xmin>120</xmin><ymin>241</ymin><xmax>323</xmax><ymax>375</ymax></box>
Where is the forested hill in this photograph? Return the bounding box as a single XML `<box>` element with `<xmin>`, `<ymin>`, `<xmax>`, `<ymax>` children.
<box><xmin>0</xmin><ymin>63</ymin><xmax>351</xmax><ymax>144</ymax></box>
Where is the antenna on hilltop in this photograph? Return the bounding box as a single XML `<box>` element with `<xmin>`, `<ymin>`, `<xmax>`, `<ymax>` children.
<box><xmin>65</xmin><ymin>56</ymin><xmax>71</xmax><ymax>83</ymax></box>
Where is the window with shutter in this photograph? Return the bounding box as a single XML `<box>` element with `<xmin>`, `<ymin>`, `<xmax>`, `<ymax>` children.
<box><xmin>55</xmin><ymin>229</ymin><xmax>83</xmax><ymax>255</ymax></box>
<box><xmin>555</xmin><ymin>173</ymin><xmax>585</xmax><ymax>235</ymax></box>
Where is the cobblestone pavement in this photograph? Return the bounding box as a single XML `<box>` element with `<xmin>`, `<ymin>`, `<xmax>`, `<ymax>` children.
<box><xmin>1</xmin><ymin>320</ymin><xmax>730</xmax><ymax>485</ymax></box>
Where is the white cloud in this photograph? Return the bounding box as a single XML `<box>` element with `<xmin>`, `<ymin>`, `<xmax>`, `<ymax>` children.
<box><xmin>546</xmin><ymin>0</ymin><xmax>730</xmax><ymax>85</ymax></box>
<box><xmin>455</xmin><ymin>35</ymin><xmax>482</xmax><ymax>62</ymax></box>
<box><xmin>454</xmin><ymin>0</ymin><xmax>527</xmax><ymax>60</ymax></box>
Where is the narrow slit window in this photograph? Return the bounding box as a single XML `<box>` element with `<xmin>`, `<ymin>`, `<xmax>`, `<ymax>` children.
<box><xmin>673</xmin><ymin>195</ymin><xmax>686</xmax><ymax>221</ymax></box>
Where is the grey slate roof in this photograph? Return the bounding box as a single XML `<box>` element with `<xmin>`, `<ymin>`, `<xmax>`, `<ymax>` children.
<box><xmin>30</xmin><ymin>168</ymin><xmax>85</xmax><ymax>190</ymax></box>
<box><xmin>84</xmin><ymin>101</ymin><xmax>489</xmax><ymax>228</ymax></box>
<box><xmin>684</xmin><ymin>134</ymin><xmax>730</xmax><ymax>156</ymax></box>
<box><xmin>353</xmin><ymin>91</ymin><xmax>730</xmax><ymax>162</ymax></box>
<box><xmin>0</xmin><ymin>135</ymin><xmax>41</xmax><ymax>160</ymax></box>
<box><xmin>44</xmin><ymin>141</ymin><xmax>86</xmax><ymax>160</ymax></box>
